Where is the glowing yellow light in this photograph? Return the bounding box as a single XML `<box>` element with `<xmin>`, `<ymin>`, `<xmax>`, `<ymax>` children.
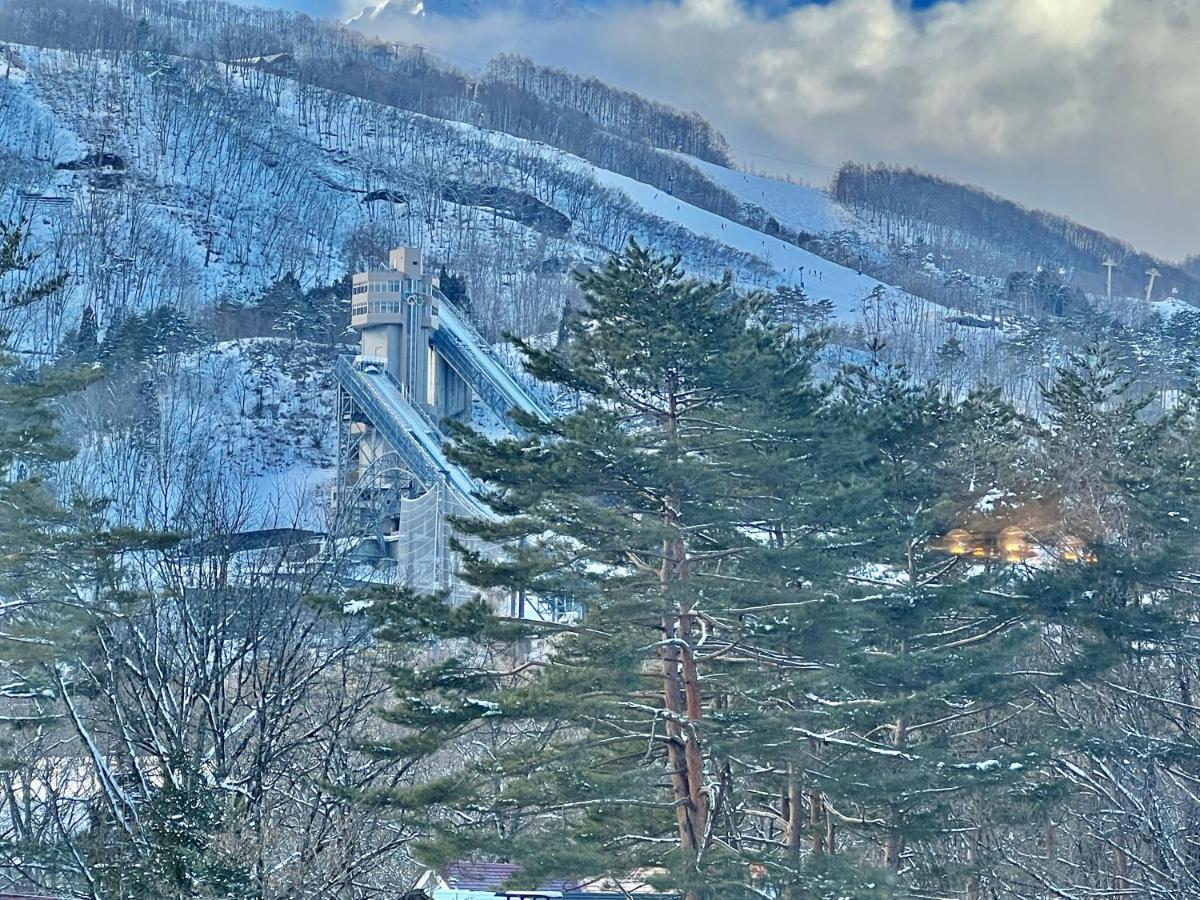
<box><xmin>996</xmin><ymin>526</ymin><xmax>1031</xmax><ymax>563</ymax></box>
<box><xmin>1060</xmin><ymin>536</ymin><xmax>1095</xmax><ymax>565</ymax></box>
<box><xmin>943</xmin><ymin>528</ymin><xmax>972</xmax><ymax>555</ymax></box>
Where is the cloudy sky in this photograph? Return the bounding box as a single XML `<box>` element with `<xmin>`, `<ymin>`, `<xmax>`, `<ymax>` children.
<box><xmin>246</xmin><ymin>0</ymin><xmax>1198</xmax><ymax>262</ymax></box>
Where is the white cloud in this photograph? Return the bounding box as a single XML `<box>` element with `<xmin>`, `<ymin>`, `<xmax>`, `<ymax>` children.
<box><xmin>343</xmin><ymin>0</ymin><xmax>1200</xmax><ymax>261</ymax></box>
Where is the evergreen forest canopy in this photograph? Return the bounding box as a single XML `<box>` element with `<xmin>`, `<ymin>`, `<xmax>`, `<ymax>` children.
<box><xmin>2</xmin><ymin>236</ymin><xmax>1200</xmax><ymax>899</ymax></box>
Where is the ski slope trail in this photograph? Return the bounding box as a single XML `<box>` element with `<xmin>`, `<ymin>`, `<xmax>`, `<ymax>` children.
<box><xmin>584</xmin><ymin>162</ymin><xmax>890</xmax><ymax>325</ymax></box>
<box><xmin>677</xmin><ymin>154</ymin><xmax>855</xmax><ymax>237</ymax></box>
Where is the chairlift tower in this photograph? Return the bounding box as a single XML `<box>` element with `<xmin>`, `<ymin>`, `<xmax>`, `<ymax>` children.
<box><xmin>1145</xmin><ymin>267</ymin><xmax>1162</xmax><ymax>303</ymax></box>
<box><xmin>1102</xmin><ymin>257</ymin><xmax>1117</xmax><ymax>300</ymax></box>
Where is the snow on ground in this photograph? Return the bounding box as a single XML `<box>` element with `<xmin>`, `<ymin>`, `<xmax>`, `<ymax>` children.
<box><xmin>5</xmin><ymin>44</ymin><xmax>940</xmax><ymax>339</ymax></box>
<box><xmin>1151</xmin><ymin>297</ymin><xmax>1198</xmax><ymax>320</ymax></box>
<box><xmin>3</xmin><ymin>44</ymin><xmax>981</xmax><ymax>529</ymax></box>
<box><xmin>192</xmin><ymin>338</ymin><xmax>339</xmax><ymax>530</ymax></box>
<box><xmin>426</xmin><ymin>114</ymin><xmax>933</xmax><ymax>326</ymax></box>
<box><xmin>244</xmin><ymin>463</ymin><xmax>336</xmax><ymax>532</ymax></box>
<box><xmin>676</xmin><ymin>154</ymin><xmax>855</xmax><ymax>236</ymax></box>
<box><xmin>443</xmin><ymin>117</ymin><xmax>926</xmax><ymax>326</ymax></box>
<box><xmin>57</xmin><ymin>339</ymin><xmax>340</xmax><ymax>533</ymax></box>
<box><xmin>581</xmin><ymin>162</ymin><xmax>895</xmax><ymax>324</ymax></box>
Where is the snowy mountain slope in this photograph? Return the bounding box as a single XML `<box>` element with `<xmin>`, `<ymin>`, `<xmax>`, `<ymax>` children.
<box><xmin>347</xmin><ymin>0</ymin><xmax>596</xmax><ymax>24</ymax></box>
<box><xmin>58</xmin><ymin>339</ymin><xmax>338</xmax><ymax>532</ymax></box>
<box><xmin>0</xmin><ymin>42</ymin><xmax>1002</xmax><ymax>516</ymax></box>
<box><xmin>0</xmin><ymin>44</ymin><xmax>947</xmax><ymax>344</ymax></box>
<box><xmin>677</xmin><ymin>154</ymin><xmax>856</xmax><ymax>238</ymax></box>
<box><xmin>420</xmin><ymin>117</ymin><xmax>942</xmax><ymax>327</ymax></box>
<box><xmin>577</xmin><ymin>161</ymin><xmax>885</xmax><ymax>326</ymax></box>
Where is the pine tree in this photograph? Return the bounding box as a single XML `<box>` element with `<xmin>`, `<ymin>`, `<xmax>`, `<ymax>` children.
<box><xmin>1007</xmin><ymin>344</ymin><xmax>1200</xmax><ymax>894</ymax></box>
<box><xmin>0</xmin><ymin>225</ymin><xmax>109</xmax><ymax>892</ymax></box>
<box><xmin>1040</xmin><ymin>342</ymin><xmax>1154</xmax><ymax>537</ymax></box>
<box><xmin>257</xmin><ymin>273</ymin><xmax>307</xmax><ymax>338</ymax></box>
<box><xmin>0</xmin><ymin>223</ymin><xmax>97</xmax><ymax>637</ymax></box>
<box><xmin>370</xmin><ymin>249</ymin><xmax>1200</xmax><ymax>899</ymax></box>
<box><xmin>75</xmin><ymin>304</ymin><xmax>99</xmax><ymax>359</ymax></box>
<box><xmin>773</xmin><ymin>284</ymin><xmax>833</xmax><ymax>331</ymax></box>
<box><xmin>98</xmin><ymin>305</ymin><xmax>201</xmax><ymax>368</ymax></box>
<box><xmin>394</xmin><ymin>241</ymin><xmax>867</xmax><ymax>898</ymax></box>
<box><xmin>794</xmin><ymin>357</ymin><xmax>1056</xmax><ymax>894</ymax></box>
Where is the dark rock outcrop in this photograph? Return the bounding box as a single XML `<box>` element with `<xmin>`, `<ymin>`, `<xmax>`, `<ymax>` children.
<box><xmin>441</xmin><ymin>181</ymin><xmax>571</xmax><ymax>237</ymax></box>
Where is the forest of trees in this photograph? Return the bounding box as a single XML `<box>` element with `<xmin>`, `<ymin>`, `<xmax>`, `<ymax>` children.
<box><xmin>0</xmin><ymin>0</ymin><xmax>782</xmax><ymax>356</ymax></box>
<box><xmin>833</xmin><ymin>163</ymin><xmax>1200</xmax><ymax>301</ymax></box>
<box><xmin>0</xmin><ymin>0</ymin><xmax>741</xmax><ymax>222</ymax></box>
<box><xmin>482</xmin><ymin>54</ymin><xmax>732</xmax><ymax>164</ymax></box>
<box><xmin>2</xmin><ymin>238</ymin><xmax>1199</xmax><ymax>899</ymax></box>
<box><xmin>2</xmin><ymin>2</ymin><xmax>1200</xmax><ymax>896</ymax></box>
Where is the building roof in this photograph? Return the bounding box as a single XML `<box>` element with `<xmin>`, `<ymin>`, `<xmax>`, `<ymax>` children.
<box><xmin>432</xmin><ymin>862</ymin><xmax>678</xmax><ymax>899</ymax></box>
<box><xmin>443</xmin><ymin>861</ymin><xmax>575</xmax><ymax>892</ymax></box>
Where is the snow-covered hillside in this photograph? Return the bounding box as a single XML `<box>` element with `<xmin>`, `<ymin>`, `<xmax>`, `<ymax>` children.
<box><xmin>347</xmin><ymin>0</ymin><xmax>596</xmax><ymax>24</ymax></box>
<box><xmin>678</xmin><ymin>155</ymin><xmax>856</xmax><ymax>238</ymax></box>
<box><xmin>582</xmin><ymin>160</ymin><xmax>880</xmax><ymax>326</ymax></box>
<box><xmin>58</xmin><ymin>339</ymin><xmax>338</xmax><ymax>532</ymax></box>
<box><xmin>0</xmin><ymin>42</ymin><xmax>997</xmax><ymax>522</ymax></box>
<box><xmin>0</xmin><ymin>43</ymin><xmax>951</xmax><ymax>348</ymax></box>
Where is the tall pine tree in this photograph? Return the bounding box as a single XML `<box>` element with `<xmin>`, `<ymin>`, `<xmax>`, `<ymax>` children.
<box><xmin>395</xmin><ymin>241</ymin><xmax>867</xmax><ymax>898</ymax></box>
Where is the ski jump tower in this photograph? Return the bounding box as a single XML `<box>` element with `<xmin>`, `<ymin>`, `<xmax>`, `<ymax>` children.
<box><xmin>351</xmin><ymin>247</ymin><xmax>472</xmax><ymax>424</ymax></box>
<box><xmin>334</xmin><ymin>248</ymin><xmax>552</xmax><ymax>611</ymax></box>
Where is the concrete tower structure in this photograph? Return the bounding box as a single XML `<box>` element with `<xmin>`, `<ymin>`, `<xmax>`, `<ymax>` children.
<box><xmin>334</xmin><ymin>248</ymin><xmax>562</xmax><ymax>620</ymax></box>
<box><xmin>350</xmin><ymin>247</ymin><xmax>471</xmax><ymax>422</ymax></box>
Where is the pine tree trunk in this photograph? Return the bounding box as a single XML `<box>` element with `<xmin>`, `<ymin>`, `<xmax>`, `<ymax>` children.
<box><xmin>883</xmin><ymin>719</ymin><xmax>908</xmax><ymax>872</ymax></box>
<box><xmin>1113</xmin><ymin>837</ymin><xmax>1129</xmax><ymax>895</ymax></box>
<box><xmin>884</xmin><ymin>831</ymin><xmax>904</xmax><ymax>872</ymax></box>
<box><xmin>677</xmin><ymin>592</ymin><xmax>708</xmax><ymax>830</ymax></box>
<box><xmin>965</xmin><ymin>828</ymin><xmax>981</xmax><ymax>900</ymax></box>
<box><xmin>660</xmin><ymin>539</ymin><xmax>709</xmax><ymax>900</ymax></box>
<box><xmin>808</xmin><ymin>787</ymin><xmax>824</xmax><ymax>854</ymax></box>
<box><xmin>658</xmin><ymin>391</ymin><xmax>708</xmax><ymax>900</ymax></box>
<box><xmin>780</xmin><ymin>762</ymin><xmax>805</xmax><ymax>900</ymax></box>
<box><xmin>808</xmin><ymin>737</ymin><xmax>824</xmax><ymax>854</ymax></box>
<box><xmin>658</xmin><ymin>607</ymin><xmax>698</xmax><ymax>851</ymax></box>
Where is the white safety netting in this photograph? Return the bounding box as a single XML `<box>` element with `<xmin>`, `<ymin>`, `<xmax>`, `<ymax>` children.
<box><xmin>390</xmin><ymin>487</ymin><xmax>446</xmax><ymax>594</ymax></box>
